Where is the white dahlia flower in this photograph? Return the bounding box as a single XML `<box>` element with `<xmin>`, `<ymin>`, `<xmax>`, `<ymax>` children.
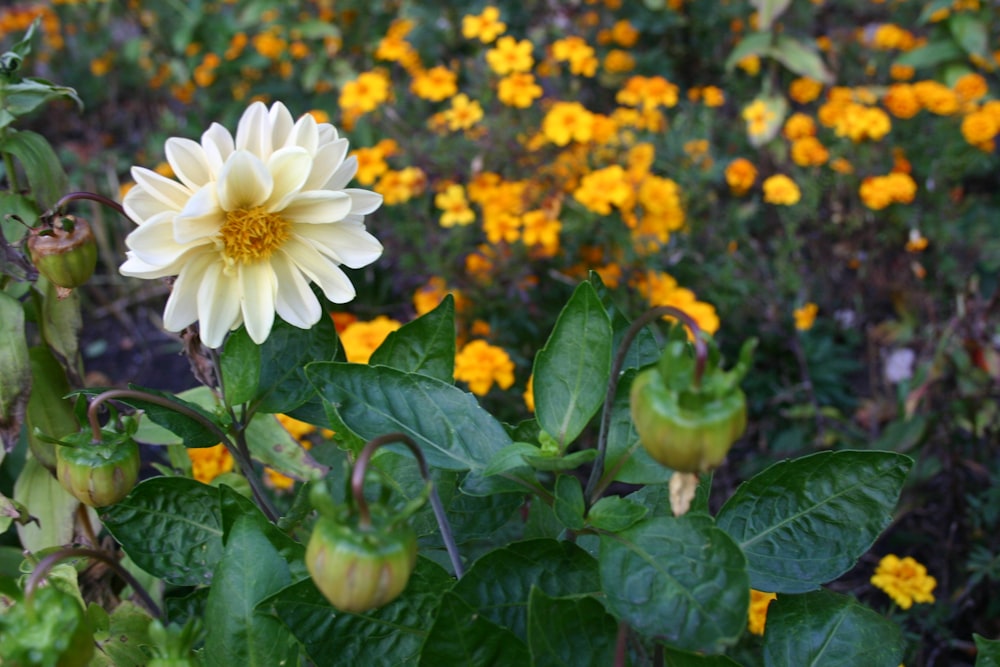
<box><xmin>120</xmin><ymin>101</ymin><xmax>383</xmax><ymax>348</ymax></box>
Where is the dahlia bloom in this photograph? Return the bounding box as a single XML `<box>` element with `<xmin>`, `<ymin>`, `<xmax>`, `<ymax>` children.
<box><xmin>120</xmin><ymin>101</ymin><xmax>383</xmax><ymax>348</ymax></box>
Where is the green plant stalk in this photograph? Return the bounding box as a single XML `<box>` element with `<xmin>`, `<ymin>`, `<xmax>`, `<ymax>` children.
<box><xmin>25</xmin><ymin>546</ymin><xmax>163</xmax><ymax>620</ymax></box>
<box><xmin>584</xmin><ymin>305</ymin><xmax>706</xmax><ymax>506</ymax></box>
<box><xmin>86</xmin><ymin>388</ymin><xmax>280</xmax><ymax>523</ymax></box>
<box><xmin>352</xmin><ymin>432</ymin><xmax>465</xmax><ymax>578</ymax></box>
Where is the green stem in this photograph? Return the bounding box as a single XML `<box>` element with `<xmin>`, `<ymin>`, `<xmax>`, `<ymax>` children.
<box><xmin>583</xmin><ymin>305</ymin><xmax>706</xmax><ymax>507</ymax></box>
<box><xmin>25</xmin><ymin>547</ymin><xmax>163</xmax><ymax>620</ymax></box>
<box><xmin>3</xmin><ymin>149</ymin><xmax>20</xmax><ymax>194</ymax></box>
<box><xmin>351</xmin><ymin>433</ymin><xmax>466</xmax><ymax>578</ymax></box>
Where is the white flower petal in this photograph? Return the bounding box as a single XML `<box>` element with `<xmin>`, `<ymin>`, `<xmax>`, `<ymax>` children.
<box><xmin>239</xmin><ymin>261</ymin><xmax>277</xmax><ymax>344</ymax></box>
<box><xmin>175</xmin><ymin>185</ymin><xmax>224</xmax><ymax>244</ymax></box>
<box><xmin>123</xmin><ymin>182</ymin><xmax>173</xmax><ymax>223</ymax></box>
<box><xmin>301</xmin><ymin>139</ymin><xmax>348</xmax><ymax>191</ymax></box>
<box><xmin>317</xmin><ymin>123</ymin><xmax>339</xmax><ymax>145</ymax></box>
<box><xmin>280</xmin><ymin>191</ymin><xmax>353</xmax><ymax>224</ymax></box>
<box><xmin>217</xmin><ymin>150</ymin><xmax>273</xmax><ymax>210</ymax></box>
<box><xmin>197</xmin><ymin>263</ymin><xmax>242</xmax><ymax>348</ymax></box>
<box><xmin>285</xmin><ymin>113</ymin><xmax>318</xmax><ymax>154</ymax></box>
<box><xmin>120</xmin><ymin>251</ymin><xmax>186</xmax><ymax>279</ymax></box>
<box><xmin>281</xmin><ymin>238</ymin><xmax>356</xmax><ymax>303</ymax></box>
<box><xmin>124</xmin><ymin>211</ymin><xmax>190</xmax><ymax>264</ymax></box>
<box><xmin>162</xmin><ymin>251</ymin><xmax>216</xmax><ymax>331</ymax></box>
<box><xmin>165</xmin><ymin>137</ymin><xmax>212</xmax><ymax>190</ymax></box>
<box><xmin>201</xmin><ymin>122</ymin><xmax>235</xmax><ymax>174</ymax></box>
<box><xmin>271</xmin><ymin>253</ymin><xmax>321</xmax><ymax>328</ymax></box>
<box><xmin>269</xmin><ymin>102</ymin><xmax>294</xmax><ymax>149</ymax></box>
<box><xmin>293</xmin><ymin>223</ymin><xmax>383</xmax><ymax>268</ymax></box>
<box><xmin>324</xmin><ymin>155</ymin><xmax>359</xmax><ymax>190</ymax></box>
<box><xmin>131</xmin><ymin>166</ymin><xmax>192</xmax><ymax>211</ymax></box>
<box><xmin>345</xmin><ymin>188</ymin><xmax>383</xmax><ymax>215</ymax></box>
<box><xmin>235</xmin><ymin>101</ymin><xmax>271</xmax><ymax>159</ymax></box>
<box><xmin>264</xmin><ymin>147</ymin><xmax>311</xmax><ymax>211</ymax></box>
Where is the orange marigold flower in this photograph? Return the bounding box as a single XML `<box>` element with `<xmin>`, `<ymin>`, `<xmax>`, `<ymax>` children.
<box><xmin>411</xmin><ymin>66</ymin><xmax>458</xmax><ymax>101</ymax></box>
<box><xmin>794</xmin><ymin>302</ymin><xmax>818</xmax><ymax>331</ymax></box>
<box><xmin>454</xmin><ymin>339</ymin><xmax>516</xmax><ymax>396</ymax></box>
<box><xmin>748</xmin><ymin>590</ymin><xmax>777</xmax><ymax>636</ymax></box>
<box><xmin>339</xmin><ymin>315</ymin><xmax>402</xmax><ymax>364</ymax></box>
<box><xmin>913</xmin><ymin>80</ymin><xmax>959</xmax><ymax>116</ymax></box>
<box><xmin>339</xmin><ymin>70</ymin><xmax>390</xmax><ymax>114</ymax></box>
<box><xmin>961</xmin><ymin>108</ymin><xmax>999</xmax><ymax>147</ymax></box>
<box><xmin>783</xmin><ymin>112</ymin><xmax>817</xmax><ymax>140</ymax></box>
<box><xmin>701</xmin><ymin>85</ymin><xmax>725</xmax><ymax>107</ymax></box>
<box><xmin>762</xmin><ymin>174</ymin><xmax>801</xmax><ymax>205</ymax></box>
<box><xmin>725</xmin><ymin>158</ymin><xmax>758</xmax><ymax>196</ymax></box>
<box><xmin>871</xmin><ymin>554</ymin><xmax>936</xmax><ymax>610</ymax></box>
<box><xmin>542</xmin><ymin>101</ymin><xmax>594</xmax><ymax>145</ymax></box>
<box><xmin>435</xmin><ymin>184</ymin><xmax>476</xmax><ymax>227</ymax></box>
<box><xmin>603</xmin><ymin>49</ymin><xmax>636</xmax><ymax>74</ymax></box>
<box><xmin>610</xmin><ymin>19</ymin><xmax>639</xmax><ymax>47</ymax></box>
<box><xmin>883</xmin><ymin>84</ymin><xmax>920</xmax><ymax>119</ymax></box>
<box><xmin>486</xmin><ymin>35</ymin><xmax>534</xmax><ymax>75</ymax></box>
<box><xmin>905</xmin><ymin>229</ymin><xmax>929</xmax><ymax>253</ymax></box>
<box><xmin>462</xmin><ymin>6</ymin><xmax>506</xmax><ymax>43</ymax></box>
<box><xmin>498</xmin><ymin>72</ymin><xmax>543</xmax><ymax>108</ymax></box>
<box><xmin>617</xmin><ymin>75</ymin><xmax>679</xmax><ymax>110</ymax></box>
<box><xmin>953</xmin><ymin>72</ymin><xmax>988</xmax><ymax>103</ymax></box>
<box><xmin>790</xmin><ymin>136</ymin><xmax>829</xmax><ymax>167</ymax></box>
<box><xmin>789</xmin><ymin>77</ymin><xmax>823</xmax><ymax>104</ymax></box>
<box><xmin>188</xmin><ymin>444</ymin><xmax>234</xmax><ymax>484</ymax></box>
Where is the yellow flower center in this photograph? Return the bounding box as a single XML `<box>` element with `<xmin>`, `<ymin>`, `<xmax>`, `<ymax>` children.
<box><xmin>220</xmin><ymin>206</ymin><xmax>290</xmax><ymax>263</ymax></box>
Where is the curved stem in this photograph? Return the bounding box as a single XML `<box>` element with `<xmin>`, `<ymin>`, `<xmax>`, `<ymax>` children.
<box><xmin>25</xmin><ymin>547</ymin><xmax>163</xmax><ymax>620</ymax></box>
<box><xmin>351</xmin><ymin>433</ymin><xmax>465</xmax><ymax>578</ymax></box>
<box><xmin>49</xmin><ymin>191</ymin><xmax>130</xmax><ymax>221</ymax></box>
<box><xmin>584</xmin><ymin>305</ymin><xmax>705</xmax><ymax>506</ymax></box>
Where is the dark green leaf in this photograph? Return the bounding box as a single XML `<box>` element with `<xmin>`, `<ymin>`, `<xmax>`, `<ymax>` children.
<box><xmin>554</xmin><ymin>475</ymin><xmax>585</xmax><ymax>531</ymax></box>
<box><xmin>762</xmin><ymin>589</ymin><xmax>903</xmax><ymax>666</ymax></box>
<box><xmin>523</xmin><ymin>447</ymin><xmax>597</xmax><ymax>472</ymax></box>
<box><xmin>255</xmin><ymin>315</ymin><xmax>341</xmax><ymax>414</ymax></box>
<box><xmin>0</xmin><ymin>192</ymin><xmax>38</xmax><ymax>243</ymax></box>
<box><xmin>586</xmin><ymin>495</ymin><xmax>648</xmax><ymax>532</ymax></box>
<box><xmin>101</xmin><ymin>477</ymin><xmax>224</xmax><ymax>586</ymax></box>
<box><xmin>771</xmin><ymin>35</ymin><xmax>833</xmax><ymax>84</ymax></box>
<box><xmin>218</xmin><ymin>485</ymin><xmax>308</xmax><ymax>581</ymax></box>
<box><xmin>221</xmin><ymin>327</ymin><xmax>260</xmax><ymax>407</ymax></box>
<box><xmin>203</xmin><ymin>514</ymin><xmax>297</xmax><ymax>667</ymax></box>
<box><xmin>262</xmin><ymin>557</ymin><xmax>451</xmax><ymax>666</ymax></box>
<box><xmin>118</xmin><ymin>385</ymin><xmax>222</xmax><ymax>448</ymax></box>
<box><xmin>949</xmin><ymin>12</ymin><xmax>990</xmax><ymax>60</ymax></box>
<box><xmin>599</xmin><ymin>515</ymin><xmax>748</xmax><ymax>653</ymax></box>
<box><xmin>307</xmin><ymin>362</ymin><xmax>511</xmax><ymax>472</ymax></box>
<box><xmin>662</xmin><ymin>646</ymin><xmax>744</xmax><ymax>666</ymax></box>
<box><xmin>90</xmin><ymin>601</ymin><xmax>152</xmax><ymax>667</ymax></box>
<box><xmin>483</xmin><ymin>441</ymin><xmax>539</xmax><ymax>476</ymax></box>
<box><xmin>716</xmin><ymin>450</ymin><xmax>912</xmax><ymax>593</ymax></box>
<box><xmin>0</xmin><ymin>82</ymin><xmax>81</xmax><ymax>134</ymax></box>
<box><xmin>0</xmin><ymin>129</ymin><xmax>68</xmax><ymax>207</ymax></box>
<box><xmin>533</xmin><ymin>281</ymin><xmax>612</xmax><ymax>450</ymax></box>
<box><xmin>450</xmin><ymin>539</ymin><xmax>601</xmax><ymax>642</ymax></box>
<box><xmin>419</xmin><ymin>592</ymin><xmax>530</xmax><ymax>666</ymax></box>
<box><xmin>0</xmin><ymin>291</ymin><xmax>30</xmax><ymax>453</ymax></box>
<box><xmin>894</xmin><ymin>41</ymin><xmax>964</xmax><ymax>69</ymax></box>
<box><xmin>370</xmin><ymin>295</ymin><xmax>456</xmax><ymax>382</ymax></box>
<box><xmin>589</xmin><ymin>272</ymin><xmax>660</xmax><ymax>372</ymax></box>
<box><xmin>725</xmin><ymin>32</ymin><xmax>772</xmax><ymax>71</ymax></box>
<box><xmin>527</xmin><ymin>588</ymin><xmax>618</xmax><ymax>667</ymax></box>
<box><xmin>975</xmin><ymin>634</ymin><xmax>1000</xmax><ymax>667</ymax></box>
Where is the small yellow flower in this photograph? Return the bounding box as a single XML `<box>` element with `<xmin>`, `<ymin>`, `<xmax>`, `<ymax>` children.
<box><xmin>762</xmin><ymin>174</ymin><xmax>801</xmax><ymax>206</ymax></box>
<box><xmin>411</xmin><ymin>66</ymin><xmax>458</xmax><ymax>102</ymax></box>
<box><xmin>725</xmin><ymin>158</ymin><xmax>757</xmax><ymax>196</ymax></box>
<box><xmin>435</xmin><ymin>184</ymin><xmax>476</xmax><ymax>227</ymax></box>
<box><xmin>748</xmin><ymin>590</ymin><xmax>777</xmax><ymax>636</ymax></box>
<box><xmin>339</xmin><ymin>315</ymin><xmax>402</xmax><ymax>364</ymax></box>
<box><xmin>454</xmin><ymin>339</ymin><xmax>516</xmax><ymax>396</ymax></box>
<box><xmin>486</xmin><ymin>36</ymin><xmax>534</xmax><ymax>75</ymax></box>
<box><xmin>871</xmin><ymin>554</ymin><xmax>936</xmax><ymax>610</ymax></box>
<box><xmin>188</xmin><ymin>444</ymin><xmax>234</xmax><ymax>484</ymax></box>
<box><xmin>793</xmin><ymin>302</ymin><xmax>818</xmax><ymax>331</ymax></box>
<box><xmin>497</xmin><ymin>72</ymin><xmax>543</xmax><ymax>108</ymax></box>
<box><xmin>444</xmin><ymin>93</ymin><xmax>484</xmax><ymax>131</ymax></box>
<box><xmin>462</xmin><ymin>6</ymin><xmax>506</xmax><ymax>43</ymax></box>
<box><xmin>905</xmin><ymin>229</ymin><xmax>928</xmax><ymax>253</ymax></box>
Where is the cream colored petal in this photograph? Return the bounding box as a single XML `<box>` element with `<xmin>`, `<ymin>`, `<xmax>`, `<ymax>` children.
<box><xmin>175</xmin><ymin>184</ymin><xmax>224</xmax><ymax>244</ymax></box>
<box><xmin>344</xmin><ymin>188</ymin><xmax>383</xmax><ymax>215</ymax></box>
<box><xmin>124</xmin><ymin>211</ymin><xmax>190</xmax><ymax>264</ymax></box>
<box><xmin>197</xmin><ymin>262</ymin><xmax>242</xmax><ymax>348</ymax></box>
<box><xmin>269</xmin><ymin>102</ymin><xmax>294</xmax><ymax>149</ymax></box>
<box><xmin>131</xmin><ymin>166</ymin><xmax>192</xmax><ymax>211</ymax></box>
<box><xmin>323</xmin><ymin>155</ymin><xmax>358</xmax><ymax>190</ymax></box>
<box><xmin>239</xmin><ymin>261</ymin><xmax>277</xmax><ymax>344</ymax></box>
<box><xmin>317</xmin><ymin>123</ymin><xmax>339</xmax><ymax>145</ymax></box>
<box><xmin>235</xmin><ymin>101</ymin><xmax>272</xmax><ymax>159</ymax></box>
<box><xmin>280</xmin><ymin>238</ymin><xmax>356</xmax><ymax>303</ymax></box>
<box><xmin>284</xmin><ymin>113</ymin><xmax>318</xmax><ymax>154</ymax></box>
<box><xmin>281</xmin><ymin>190</ymin><xmax>352</xmax><ymax>224</ymax></box>
<box><xmin>292</xmin><ymin>223</ymin><xmax>383</xmax><ymax>269</ymax></box>
<box><xmin>123</xmin><ymin>182</ymin><xmax>173</xmax><ymax>224</ymax></box>
<box><xmin>201</xmin><ymin>122</ymin><xmax>234</xmax><ymax>174</ymax></box>
<box><xmin>217</xmin><ymin>150</ymin><xmax>273</xmax><ymax>210</ymax></box>
<box><xmin>272</xmin><ymin>252</ymin><xmax>322</xmax><ymax>328</ymax></box>
<box><xmin>166</xmin><ymin>137</ymin><xmax>212</xmax><ymax>190</ymax></box>
<box><xmin>263</xmin><ymin>147</ymin><xmax>311</xmax><ymax>212</ymax></box>
<box><xmin>120</xmin><ymin>251</ymin><xmax>185</xmax><ymax>279</ymax></box>
<box><xmin>162</xmin><ymin>251</ymin><xmax>216</xmax><ymax>331</ymax></box>
<box><xmin>301</xmin><ymin>139</ymin><xmax>348</xmax><ymax>191</ymax></box>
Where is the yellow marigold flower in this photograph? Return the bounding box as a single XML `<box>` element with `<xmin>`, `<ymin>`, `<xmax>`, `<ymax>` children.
<box><xmin>375</xmin><ymin>166</ymin><xmax>427</xmax><ymax>205</ymax></box>
<box><xmin>701</xmin><ymin>85</ymin><xmax>725</xmax><ymax>107</ymax></box>
<box><xmin>748</xmin><ymin>590</ymin><xmax>777</xmax><ymax>636</ymax></box>
<box><xmin>882</xmin><ymin>84</ymin><xmax>920</xmax><ymax>119</ymax></box>
<box><xmin>523</xmin><ymin>374</ymin><xmax>535</xmax><ymax>413</ymax></box>
<box><xmin>885</xmin><ymin>172</ymin><xmax>917</xmax><ymax>204</ymax></box>
<box><xmin>961</xmin><ymin>108</ymin><xmax>999</xmax><ymax>146</ymax></box>
<box><xmin>737</xmin><ymin>54</ymin><xmax>760</xmax><ymax>75</ymax></box>
<box><xmin>339</xmin><ymin>315</ymin><xmax>402</xmax><ymax>364</ymax></box>
<box><xmin>435</xmin><ymin>184</ymin><xmax>476</xmax><ymax>227</ymax></box>
<box><xmin>413</xmin><ymin>276</ymin><xmax>462</xmax><ymax>316</ymax></box>
<box><xmin>252</xmin><ymin>31</ymin><xmax>286</xmax><ymax>60</ymax></box>
<box><xmin>762</xmin><ymin>174</ymin><xmax>801</xmax><ymax>206</ymax></box>
<box><xmin>462</xmin><ymin>6</ymin><xmax>506</xmax><ymax>43</ymax></box>
<box><xmin>953</xmin><ymin>72</ymin><xmax>988</xmax><ymax>103</ymax></box>
<box><xmin>890</xmin><ymin>64</ymin><xmax>915</xmax><ymax>81</ymax></box>
<box><xmin>913</xmin><ymin>80</ymin><xmax>959</xmax><ymax>115</ymax></box>
<box><xmin>906</xmin><ymin>229</ymin><xmax>928</xmax><ymax>253</ymax></box>
<box><xmin>610</xmin><ymin>19</ymin><xmax>639</xmax><ymax>47</ymax></box>
<box><xmin>871</xmin><ymin>555</ymin><xmax>936</xmax><ymax>610</ymax></box>
<box><xmin>742</xmin><ymin>99</ymin><xmax>777</xmax><ymax>140</ymax></box>
<box><xmin>90</xmin><ymin>53</ymin><xmax>114</xmax><ymax>77</ymax></box>
<box><xmin>789</xmin><ymin>77</ymin><xmax>823</xmax><ymax>104</ymax></box>
<box><xmin>498</xmin><ymin>72</ymin><xmax>543</xmax><ymax>108</ymax></box>
<box><xmin>725</xmin><ymin>158</ymin><xmax>758</xmax><ymax>196</ymax></box>
<box><xmin>603</xmin><ymin>49</ymin><xmax>636</xmax><ymax>74</ymax></box>
<box><xmin>465</xmin><ymin>245</ymin><xmax>495</xmax><ymax>281</ymax></box>
<box><xmin>351</xmin><ymin>146</ymin><xmax>391</xmax><ymax>186</ymax></box>
<box><xmin>871</xmin><ymin>24</ymin><xmax>916</xmax><ymax>50</ymax></box>
<box><xmin>411</xmin><ymin>66</ymin><xmax>458</xmax><ymax>101</ymax></box>
<box><xmin>783</xmin><ymin>112</ymin><xmax>817</xmax><ymax>140</ymax></box>
<box><xmin>483</xmin><ymin>211</ymin><xmax>521</xmax><ymax>244</ymax></box>
<box><xmin>264</xmin><ymin>467</ymin><xmax>296</xmax><ymax>492</ymax></box>
<box><xmin>830</xmin><ymin>157</ymin><xmax>853</xmax><ymax>174</ymax></box>
<box><xmin>542</xmin><ymin>101</ymin><xmax>594</xmax><ymax>146</ymax></box>
<box><xmin>859</xmin><ymin>172</ymin><xmax>916</xmax><ymax>210</ymax></box>
<box><xmin>454</xmin><ymin>339</ymin><xmax>516</xmax><ymax>396</ymax></box>
<box><xmin>444</xmin><ymin>93</ymin><xmax>484</xmax><ymax>131</ymax></box>
<box><xmin>486</xmin><ymin>36</ymin><xmax>534</xmax><ymax>75</ymax></box>
<box><xmin>552</xmin><ymin>36</ymin><xmax>598</xmax><ymax>77</ymax></box>
<box><xmin>638</xmin><ymin>272</ymin><xmax>720</xmax><ymax>336</ymax></box>
<box><xmin>573</xmin><ymin>165</ymin><xmax>632</xmax><ymax>214</ymax></box>
<box><xmin>616</xmin><ymin>75</ymin><xmax>679</xmax><ymax>110</ymax></box>
<box><xmin>834</xmin><ymin>103</ymin><xmax>891</xmax><ymax>142</ymax></box>
<box><xmin>225</xmin><ymin>32</ymin><xmax>248</xmax><ymax>60</ymax></box>
<box><xmin>521</xmin><ymin>209</ymin><xmax>562</xmax><ymax>250</ymax></box>
<box><xmin>339</xmin><ymin>70</ymin><xmax>390</xmax><ymax>114</ymax></box>
<box><xmin>794</xmin><ymin>302</ymin><xmax>818</xmax><ymax>331</ymax></box>
<box><xmin>188</xmin><ymin>444</ymin><xmax>234</xmax><ymax>484</ymax></box>
<box><xmin>791</xmin><ymin>136</ymin><xmax>829</xmax><ymax>167</ymax></box>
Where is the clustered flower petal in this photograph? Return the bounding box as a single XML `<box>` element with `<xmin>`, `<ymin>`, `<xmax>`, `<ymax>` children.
<box><xmin>871</xmin><ymin>554</ymin><xmax>937</xmax><ymax>610</ymax></box>
<box><xmin>120</xmin><ymin>101</ymin><xmax>384</xmax><ymax>348</ymax></box>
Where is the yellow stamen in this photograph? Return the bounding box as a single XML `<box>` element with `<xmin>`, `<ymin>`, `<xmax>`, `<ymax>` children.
<box><xmin>220</xmin><ymin>206</ymin><xmax>290</xmax><ymax>263</ymax></box>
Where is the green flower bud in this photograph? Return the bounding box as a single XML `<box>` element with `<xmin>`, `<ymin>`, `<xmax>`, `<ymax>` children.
<box><xmin>306</xmin><ymin>514</ymin><xmax>417</xmax><ymax>614</ymax></box>
<box><xmin>27</xmin><ymin>215</ymin><xmax>97</xmax><ymax>289</ymax></box>
<box><xmin>56</xmin><ymin>430</ymin><xmax>140</xmax><ymax>507</ymax></box>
